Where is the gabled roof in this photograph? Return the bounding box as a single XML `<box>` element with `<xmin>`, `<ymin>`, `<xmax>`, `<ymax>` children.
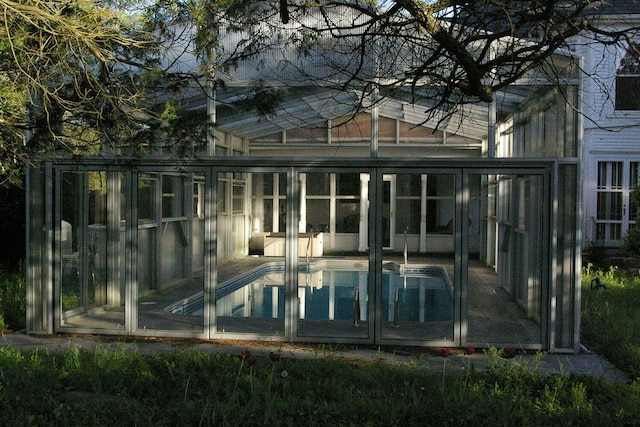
<box><xmin>213</xmin><ymin>82</ymin><xmax>555</xmax><ymax>143</ymax></box>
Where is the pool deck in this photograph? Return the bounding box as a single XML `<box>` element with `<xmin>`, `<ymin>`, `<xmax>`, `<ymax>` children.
<box><xmin>61</xmin><ymin>254</ymin><xmax>543</xmax><ymax>349</ymax></box>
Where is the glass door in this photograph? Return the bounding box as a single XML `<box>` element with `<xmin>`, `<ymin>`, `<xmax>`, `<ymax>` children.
<box><xmin>379</xmin><ymin>171</ymin><xmax>458</xmax><ymax>346</ymax></box>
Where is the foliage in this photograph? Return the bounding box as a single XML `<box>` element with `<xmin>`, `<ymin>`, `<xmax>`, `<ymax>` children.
<box><xmin>1</xmin><ymin>0</ymin><xmax>638</xmax><ymax>185</ymax></box>
<box><xmin>0</xmin><ymin>266</ymin><xmax>26</xmax><ymax>331</ymax></box>
<box><xmin>0</xmin><ymin>0</ymin><xmax>165</xmax><ymax>182</ymax></box>
<box><xmin>623</xmin><ymin>187</ymin><xmax>640</xmax><ymax>258</ymax></box>
<box><xmin>0</xmin><ymin>345</ymin><xmax>639</xmax><ymax>425</ymax></box>
<box><xmin>0</xmin><ymin>183</ymin><xmax>25</xmax><ymax>267</ymax></box>
<box><xmin>582</xmin><ymin>264</ymin><xmax>640</xmax><ymax>379</ymax></box>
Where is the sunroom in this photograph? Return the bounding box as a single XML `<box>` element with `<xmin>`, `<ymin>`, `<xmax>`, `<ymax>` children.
<box><xmin>25</xmin><ymin>10</ymin><xmax>582</xmax><ymax>353</ymax></box>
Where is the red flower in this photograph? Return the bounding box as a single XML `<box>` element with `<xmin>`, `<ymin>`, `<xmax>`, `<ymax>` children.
<box><xmin>240</xmin><ymin>350</ymin><xmax>251</xmax><ymax>360</ymax></box>
<box><xmin>466</xmin><ymin>346</ymin><xmax>475</xmax><ymax>355</ymax></box>
<box><xmin>247</xmin><ymin>355</ymin><xmax>257</xmax><ymax>366</ymax></box>
<box><xmin>503</xmin><ymin>348</ymin><xmax>517</xmax><ymax>359</ymax></box>
<box><xmin>269</xmin><ymin>351</ymin><xmax>281</xmax><ymax>362</ymax></box>
<box><xmin>440</xmin><ymin>348</ymin><xmax>451</xmax><ymax>358</ymax></box>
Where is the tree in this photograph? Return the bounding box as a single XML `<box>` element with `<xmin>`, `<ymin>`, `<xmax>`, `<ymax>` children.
<box><xmin>3</xmin><ymin>0</ymin><xmax>640</xmax><ymax>178</ymax></box>
<box><xmin>180</xmin><ymin>0</ymin><xmax>640</xmax><ymax>128</ymax></box>
<box><xmin>0</xmin><ymin>0</ymin><xmax>166</xmax><ymax>184</ymax></box>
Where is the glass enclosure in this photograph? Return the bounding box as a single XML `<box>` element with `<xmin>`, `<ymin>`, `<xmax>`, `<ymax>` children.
<box><xmin>27</xmin><ymin>159</ymin><xmax>579</xmax><ymax>351</ymax></box>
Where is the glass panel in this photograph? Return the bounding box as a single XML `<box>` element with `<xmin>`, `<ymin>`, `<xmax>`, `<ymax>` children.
<box><xmin>631</xmin><ymin>163</ymin><xmax>639</xmax><ymax>223</ymax></box>
<box><xmin>307</xmin><ymin>200</ymin><xmax>330</xmax><ymax>233</ymax></box>
<box><xmin>396</xmin><ymin>199</ymin><xmax>420</xmax><ymax>234</ymax></box>
<box><xmin>138</xmin><ymin>172</ymin><xmax>204</xmax><ymax>333</ymax></box>
<box><xmin>252</xmin><ymin>174</ymin><xmax>274</xmax><ymax>196</ymax></box>
<box><xmin>336</xmin><ymin>173</ymin><xmax>359</xmax><ymax>196</ymax></box>
<box><xmin>286</xmin><ymin>123</ymin><xmax>328</xmax><ymax>144</ymax></box>
<box><xmin>217</xmin><ymin>176</ymin><xmax>228</xmax><ymax>213</ymax></box>
<box><xmin>331</xmin><ymin>113</ymin><xmax>371</xmax><ymax>143</ymax></box>
<box><xmin>217</xmin><ymin>172</ymin><xmax>284</xmax><ymax>336</ymax></box>
<box><xmin>398</xmin><ymin>122</ymin><xmax>443</xmax><ymax>143</ymax></box>
<box><xmin>336</xmin><ymin>200</ymin><xmax>360</xmax><ymax>233</ymax></box>
<box><xmin>306</xmin><ymin>173</ymin><xmax>330</xmax><ymax>196</ymax></box>
<box><xmin>60</xmin><ymin>173</ymin><xmax>82</xmax><ymax>316</ymax></box>
<box><xmin>381</xmin><ymin>173</ymin><xmax>456</xmax><ymax>343</ymax></box>
<box><xmin>466</xmin><ymin>173</ymin><xmax>543</xmax><ymax>347</ymax></box>
<box><xmin>162</xmin><ymin>175</ymin><xmax>184</xmax><ymax>218</ymax></box>
<box><xmin>139</xmin><ymin>174</ymin><xmax>157</xmax><ymax>222</ymax></box>
<box><xmin>298</xmin><ymin>172</ymin><xmax>370</xmax><ymax>340</ymax></box>
<box><xmin>396</xmin><ymin>174</ymin><xmax>422</xmax><ymax>234</ymax></box>
<box><xmin>250</xmin><ymin>173</ymin><xmax>286</xmax><ymax>255</ymax></box>
<box><xmin>396</xmin><ymin>174</ymin><xmax>421</xmax><ymax>197</ymax></box>
<box><xmin>60</xmin><ymin>171</ymin><xmax>126</xmax><ymax>330</ymax></box>
<box><xmin>597</xmin><ymin>192</ymin><xmax>622</xmax><ymax>220</ymax></box>
<box><xmin>378</xmin><ymin>116</ymin><xmax>396</xmax><ymax>142</ymax></box>
<box><xmin>232</xmin><ymin>183</ymin><xmax>244</xmax><ymax>212</ymax></box>
<box><xmin>555</xmin><ymin>164</ymin><xmax>578</xmax><ymax>349</ymax></box>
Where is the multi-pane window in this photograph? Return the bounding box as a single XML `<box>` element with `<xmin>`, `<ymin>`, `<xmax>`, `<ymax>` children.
<box><xmin>615</xmin><ymin>43</ymin><xmax>640</xmax><ymax>111</ymax></box>
<box><xmin>596</xmin><ymin>162</ymin><xmax>623</xmax><ymax>241</ymax></box>
<box><xmin>251</xmin><ymin>173</ymin><xmax>286</xmax><ymax>233</ymax></box>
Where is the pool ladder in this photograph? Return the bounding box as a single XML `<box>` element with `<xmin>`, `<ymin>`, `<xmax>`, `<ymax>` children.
<box><xmin>306</xmin><ymin>227</ymin><xmax>313</xmax><ymax>263</ymax></box>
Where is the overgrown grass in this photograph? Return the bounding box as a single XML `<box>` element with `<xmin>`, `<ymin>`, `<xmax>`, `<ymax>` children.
<box><xmin>582</xmin><ymin>264</ymin><xmax>640</xmax><ymax>380</ymax></box>
<box><xmin>0</xmin><ymin>345</ymin><xmax>639</xmax><ymax>426</ymax></box>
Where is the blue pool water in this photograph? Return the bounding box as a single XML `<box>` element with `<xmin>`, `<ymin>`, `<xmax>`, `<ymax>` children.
<box><xmin>165</xmin><ymin>261</ymin><xmax>452</xmax><ymax>322</ymax></box>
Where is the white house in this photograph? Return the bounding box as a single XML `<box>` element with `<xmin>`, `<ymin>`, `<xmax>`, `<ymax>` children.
<box><xmin>577</xmin><ymin>2</ymin><xmax>640</xmax><ymax>252</ymax></box>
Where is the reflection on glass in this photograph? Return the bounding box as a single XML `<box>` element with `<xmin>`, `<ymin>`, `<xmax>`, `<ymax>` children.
<box><xmin>381</xmin><ymin>173</ymin><xmax>456</xmax><ymax>342</ymax></box>
<box><xmin>138</xmin><ymin>172</ymin><xmax>204</xmax><ymax>333</ymax></box>
<box><xmin>59</xmin><ymin>171</ymin><xmax>125</xmax><ymax>330</ymax></box>
<box><xmin>466</xmin><ymin>174</ymin><xmax>542</xmax><ymax>346</ymax></box>
<box><xmin>218</xmin><ymin>172</ymin><xmax>285</xmax><ymax>335</ymax></box>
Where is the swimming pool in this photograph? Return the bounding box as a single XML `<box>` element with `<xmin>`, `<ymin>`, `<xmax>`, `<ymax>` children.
<box><xmin>165</xmin><ymin>259</ymin><xmax>453</xmax><ymax>323</ymax></box>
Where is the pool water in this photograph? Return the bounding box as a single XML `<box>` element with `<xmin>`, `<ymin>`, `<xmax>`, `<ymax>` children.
<box><xmin>166</xmin><ymin>261</ymin><xmax>452</xmax><ymax>323</ymax></box>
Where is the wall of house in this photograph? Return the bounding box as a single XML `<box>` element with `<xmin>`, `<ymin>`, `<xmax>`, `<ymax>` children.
<box><xmin>575</xmin><ymin>22</ymin><xmax>640</xmax><ymax>248</ymax></box>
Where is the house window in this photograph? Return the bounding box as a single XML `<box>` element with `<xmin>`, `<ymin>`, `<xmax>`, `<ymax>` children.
<box><xmin>615</xmin><ymin>43</ymin><xmax>640</xmax><ymax>111</ymax></box>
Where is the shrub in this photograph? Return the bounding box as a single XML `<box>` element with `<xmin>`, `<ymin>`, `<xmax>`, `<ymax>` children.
<box><xmin>623</xmin><ymin>187</ymin><xmax>640</xmax><ymax>258</ymax></box>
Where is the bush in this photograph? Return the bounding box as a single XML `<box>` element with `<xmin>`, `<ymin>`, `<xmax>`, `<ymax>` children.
<box><xmin>0</xmin><ymin>267</ymin><xmax>26</xmax><ymax>331</ymax></box>
<box><xmin>623</xmin><ymin>187</ymin><xmax>640</xmax><ymax>258</ymax></box>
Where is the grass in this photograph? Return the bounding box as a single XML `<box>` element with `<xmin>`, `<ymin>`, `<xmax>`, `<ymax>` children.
<box><xmin>0</xmin><ymin>264</ymin><xmax>639</xmax><ymax>424</ymax></box>
<box><xmin>0</xmin><ymin>345</ymin><xmax>639</xmax><ymax>426</ymax></box>
<box><xmin>582</xmin><ymin>264</ymin><xmax>640</xmax><ymax>380</ymax></box>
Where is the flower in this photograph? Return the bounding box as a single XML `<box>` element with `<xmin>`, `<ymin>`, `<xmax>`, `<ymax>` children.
<box><xmin>280</xmin><ymin>370</ymin><xmax>289</xmax><ymax>378</ymax></box>
<box><xmin>269</xmin><ymin>351</ymin><xmax>281</xmax><ymax>362</ymax></box>
<box><xmin>466</xmin><ymin>346</ymin><xmax>475</xmax><ymax>355</ymax></box>
<box><xmin>240</xmin><ymin>350</ymin><xmax>251</xmax><ymax>360</ymax></box>
<box><xmin>247</xmin><ymin>355</ymin><xmax>257</xmax><ymax>366</ymax></box>
<box><xmin>440</xmin><ymin>348</ymin><xmax>451</xmax><ymax>358</ymax></box>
